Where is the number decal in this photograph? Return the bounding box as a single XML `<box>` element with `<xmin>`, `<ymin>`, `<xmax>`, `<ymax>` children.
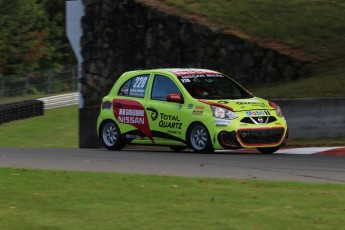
<box><xmin>133</xmin><ymin>76</ymin><xmax>148</xmax><ymax>88</ymax></box>
<box><xmin>181</xmin><ymin>78</ymin><xmax>191</xmax><ymax>83</ymax></box>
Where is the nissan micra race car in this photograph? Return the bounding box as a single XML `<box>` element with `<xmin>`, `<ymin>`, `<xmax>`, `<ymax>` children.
<box><xmin>97</xmin><ymin>69</ymin><xmax>288</xmax><ymax>153</ymax></box>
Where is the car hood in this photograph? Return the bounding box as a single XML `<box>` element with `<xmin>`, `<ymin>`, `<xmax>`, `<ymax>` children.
<box><xmin>198</xmin><ymin>97</ymin><xmax>272</xmax><ymax>111</ymax></box>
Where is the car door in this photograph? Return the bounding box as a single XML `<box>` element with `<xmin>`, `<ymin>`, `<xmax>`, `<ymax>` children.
<box><xmin>113</xmin><ymin>74</ymin><xmax>155</xmax><ymax>144</ymax></box>
<box><xmin>145</xmin><ymin>74</ymin><xmax>187</xmax><ymax>146</ymax></box>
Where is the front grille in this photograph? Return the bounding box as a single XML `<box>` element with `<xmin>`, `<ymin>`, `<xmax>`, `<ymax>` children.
<box><xmin>237</xmin><ymin>128</ymin><xmax>285</xmax><ymax>145</ymax></box>
<box><xmin>240</xmin><ymin>116</ymin><xmax>277</xmax><ymax>124</ymax></box>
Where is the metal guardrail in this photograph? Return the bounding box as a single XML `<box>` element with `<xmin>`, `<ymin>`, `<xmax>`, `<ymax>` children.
<box><xmin>38</xmin><ymin>92</ymin><xmax>79</xmax><ymax>109</ymax></box>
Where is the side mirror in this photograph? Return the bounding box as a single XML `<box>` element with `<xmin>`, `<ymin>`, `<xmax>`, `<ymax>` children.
<box><xmin>167</xmin><ymin>93</ymin><xmax>184</xmax><ymax>104</ymax></box>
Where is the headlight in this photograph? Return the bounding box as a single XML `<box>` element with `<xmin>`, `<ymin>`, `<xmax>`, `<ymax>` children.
<box><xmin>211</xmin><ymin>105</ymin><xmax>238</xmax><ymax>120</ymax></box>
<box><xmin>275</xmin><ymin>104</ymin><xmax>283</xmax><ymax>117</ymax></box>
<box><xmin>269</xmin><ymin>101</ymin><xmax>284</xmax><ymax>118</ymax></box>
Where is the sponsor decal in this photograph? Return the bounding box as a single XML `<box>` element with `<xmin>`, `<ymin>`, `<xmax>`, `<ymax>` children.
<box><xmin>158</xmin><ymin>113</ymin><xmax>182</xmax><ymax>129</ymax></box>
<box><xmin>150</xmin><ymin>110</ymin><xmax>158</xmax><ymax>121</ymax></box>
<box><xmin>214</xmin><ymin>119</ymin><xmax>231</xmax><ymax>125</ymax></box>
<box><xmin>217</xmin><ymin>101</ymin><xmax>228</xmax><ymax>104</ymax></box>
<box><xmin>125</xmin><ymin>134</ymin><xmax>145</xmax><ymax>140</ymax></box>
<box><xmin>178</xmin><ymin>104</ymin><xmax>182</xmax><ymax>110</ymax></box>
<box><xmin>102</xmin><ymin>100</ymin><xmax>112</xmax><ymax>110</ymax></box>
<box><xmin>236</xmin><ymin>101</ymin><xmax>266</xmax><ymax>107</ymax></box>
<box><xmin>113</xmin><ymin>99</ymin><xmax>153</xmax><ymax>143</ymax></box>
<box><xmin>195</xmin><ymin>106</ymin><xmax>204</xmax><ymax>110</ymax></box>
<box><xmin>245</xmin><ymin>110</ymin><xmax>270</xmax><ymax>116</ymax></box>
<box><xmin>216</xmin><ymin>124</ymin><xmax>228</xmax><ymax>128</ymax></box>
<box><xmin>192</xmin><ymin>110</ymin><xmax>203</xmax><ymax>116</ymax></box>
<box><xmin>188</xmin><ymin>103</ymin><xmax>194</xmax><ymax>109</ymax></box>
<box><xmin>118</xmin><ymin>109</ymin><xmax>145</xmax><ymax>124</ymax></box>
<box><xmin>167</xmin><ymin>130</ymin><xmax>182</xmax><ymax>135</ymax></box>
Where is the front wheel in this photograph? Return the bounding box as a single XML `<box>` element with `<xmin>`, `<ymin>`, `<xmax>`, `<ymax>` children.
<box><xmin>101</xmin><ymin>120</ymin><xmax>125</xmax><ymax>150</ymax></box>
<box><xmin>188</xmin><ymin>123</ymin><xmax>214</xmax><ymax>153</ymax></box>
<box><xmin>257</xmin><ymin>147</ymin><xmax>280</xmax><ymax>154</ymax></box>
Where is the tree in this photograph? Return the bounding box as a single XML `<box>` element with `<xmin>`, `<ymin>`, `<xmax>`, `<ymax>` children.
<box><xmin>0</xmin><ymin>0</ymin><xmax>49</xmax><ymax>75</ymax></box>
<box><xmin>39</xmin><ymin>0</ymin><xmax>76</xmax><ymax>69</ymax></box>
<box><xmin>0</xmin><ymin>0</ymin><xmax>76</xmax><ymax>76</ymax></box>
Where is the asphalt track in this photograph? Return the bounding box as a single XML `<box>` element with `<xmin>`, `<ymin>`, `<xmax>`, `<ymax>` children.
<box><xmin>0</xmin><ymin>146</ymin><xmax>345</xmax><ymax>184</ymax></box>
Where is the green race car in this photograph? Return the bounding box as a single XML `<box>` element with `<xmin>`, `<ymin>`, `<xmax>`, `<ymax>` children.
<box><xmin>97</xmin><ymin>68</ymin><xmax>288</xmax><ymax>153</ymax></box>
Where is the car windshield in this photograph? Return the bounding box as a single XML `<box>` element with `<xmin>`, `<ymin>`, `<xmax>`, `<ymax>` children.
<box><xmin>177</xmin><ymin>73</ymin><xmax>253</xmax><ymax>99</ymax></box>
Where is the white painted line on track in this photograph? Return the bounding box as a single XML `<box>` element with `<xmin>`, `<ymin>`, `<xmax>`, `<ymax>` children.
<box><xmin>276</xmin><ymin>147</ymin><xmax>344</xmax><ymax>155</ymax></box>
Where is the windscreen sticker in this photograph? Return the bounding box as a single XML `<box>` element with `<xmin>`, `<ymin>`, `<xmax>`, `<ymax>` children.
<box><xmin>171</xmin><ymin>69</ymin><xmax>219</xmax><ymax>76</ymax></box>
<box><xmin>113</xmin><ymin>99</ymin><xmax>153</xmax><ymax>143</ymax></box>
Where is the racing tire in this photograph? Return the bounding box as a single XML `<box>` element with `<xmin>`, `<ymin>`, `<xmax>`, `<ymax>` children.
<box><xmin>257</xmin><ymin>147</ymin><xmax>280</xmax><ymax>154</ymax></box>
<box><xmin>101</xmin><ymin>120</ymin><xmax>126</xmax><ymax>150</ymax></box>
<box><xmin>169</xmin><ymin>146</ymin><xmax>187</xmax><ymax>152</ymax></box>
<box><xmin>188</xmin><ymin>123</ymin><xmax>214</xmax><ymax>153</ymax></box>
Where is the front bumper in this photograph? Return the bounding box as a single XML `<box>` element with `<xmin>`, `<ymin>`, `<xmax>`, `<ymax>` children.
<box><xmin>217</xmin><ymin>127</ymin><xmax>289</xmax><ymax>149</ymax></box>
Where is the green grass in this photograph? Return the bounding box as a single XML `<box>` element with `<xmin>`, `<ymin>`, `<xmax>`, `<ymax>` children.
<box><xmin>251</xmin><ymin>62</ymin><xmax>345</xmax><ymax>99</ymax></box>
<box><xmin>0</xmin><ymin>168</ymin><xmax>344</xmax><ymax>230</ymax></box>
<box><xmin>0</xmin><ymin>105</ymin><xmax>78</xmax><ymax>148</ymax></box>
<box><xmin>163</xmin><ymin>0</ymin><xmax>345</xmax><ymax>59</ymax></box>
<box><xmin>162</xmin><ymin>0</ymin><xmax>345</xmax><ymax>98</ymax></box>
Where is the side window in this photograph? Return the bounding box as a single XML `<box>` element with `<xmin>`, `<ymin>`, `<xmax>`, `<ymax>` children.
<box><xmin>118</xmin><ymin>79</ymin><xmax>132</xmax><ymax>96</ymax></box>
<box><xmin>151</xmin><ymin>74</ymin><xmax>181</xmax><ymax>101</ymax></box>
<box><xmin>118</xmin><ymin>74</ymin><xmax>149</xmax><ymax>98</ymax></box>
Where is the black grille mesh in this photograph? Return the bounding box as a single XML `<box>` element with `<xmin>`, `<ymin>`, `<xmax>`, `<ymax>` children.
<box><xmin>237</xmin><ymin>128</ymin><xmax>285</xmax><ymax>145</ymax></box>
<box><xmin>240</xmin><ymin>116</ymin><xmax>277</xmax><ymax>124</ymax></box>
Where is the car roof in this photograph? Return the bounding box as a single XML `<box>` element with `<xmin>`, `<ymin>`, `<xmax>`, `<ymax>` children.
<box><xmin>124</xmin><ymin>68</ymin><xmax>221</xmax><ymax>77</ymax></box>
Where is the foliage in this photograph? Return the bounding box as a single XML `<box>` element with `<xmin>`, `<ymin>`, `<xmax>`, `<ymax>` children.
<box><xmin>0</xmin><ymin>0</ymin><xmax>75</xmax><ymax>76</ymax></box>
<box><xmin>0</xmin><ymin>0</ymin><xmax>48</xmax><ymax>75</ymax></box>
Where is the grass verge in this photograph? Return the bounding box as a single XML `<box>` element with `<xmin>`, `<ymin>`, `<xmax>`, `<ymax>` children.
<box><xmin>0</xmin><ymin>168</ymin><xmax>344</xmax><ymax>230</ymax></box>
<box><xmin>0</xmin><ymin>105</ymin><xmax>78</xmax><ymax>148</ymax></box>
<box><xmin>162</xmin><ymin>0</ymin><xmax>345</xmax><ymax>59</ymax></box>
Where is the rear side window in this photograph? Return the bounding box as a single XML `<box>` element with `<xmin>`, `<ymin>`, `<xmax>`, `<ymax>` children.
<box><xmin>118</xmin><ymin>74</ymin><xmax>149</xmax><ymax>98</ymax></box>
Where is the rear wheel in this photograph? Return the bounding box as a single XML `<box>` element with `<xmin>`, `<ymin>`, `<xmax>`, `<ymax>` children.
<box><xmin>188</xmin><ymin>123</ymin><xmax>214</xmax><ymax>153</ymax></box>
<box><xmin>257</xmin><ymin>147</ymin><xmax>280</xmax><ymax>154</ymax></box>
<box><xmin>101</xmin><ymin>120</ymin><xmax>125</xmax><ymax>150</ymax></box>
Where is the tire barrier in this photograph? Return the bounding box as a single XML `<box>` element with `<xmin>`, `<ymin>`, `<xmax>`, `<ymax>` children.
<box><xmin>0</xmin><ymin>100</ymin><xmax>44</xmax><ymax>124</ymax></box>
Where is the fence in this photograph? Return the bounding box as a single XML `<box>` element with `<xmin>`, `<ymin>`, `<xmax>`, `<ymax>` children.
<box><xmin>0</xmin><ymin>65</ymin><xmax>78</xmax><ymax>100</ymax></box>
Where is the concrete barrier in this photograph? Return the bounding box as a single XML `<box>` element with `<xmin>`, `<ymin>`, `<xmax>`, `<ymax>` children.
<box><xmin>273</xmin><ymin>98</ymin><xmax>345</xmax><ymax>139</ymax></box>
